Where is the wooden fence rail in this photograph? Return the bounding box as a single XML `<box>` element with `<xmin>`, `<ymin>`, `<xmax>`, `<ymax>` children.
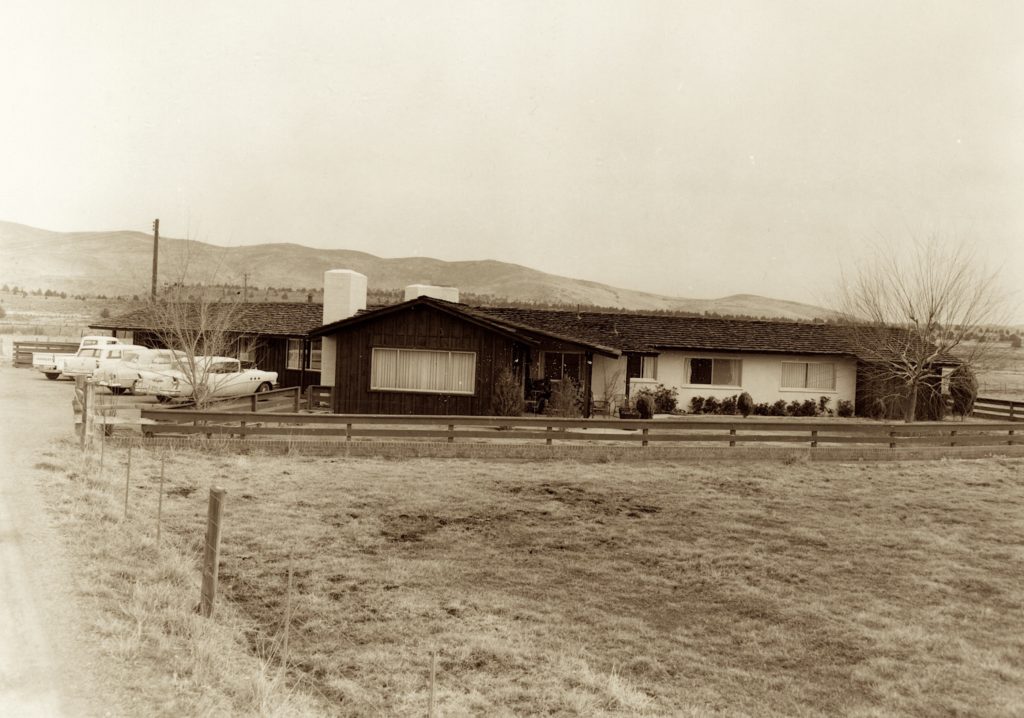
<box><xmin>970</xmin><ymin>396</ymin><xmax>1023</xmax><ymax>422</ymax></box>
<box><xmin>12</xmin><ymin>340</ymin><xmax>80</xmax><ymax>368</ymax></box>
<box><xmin>137</xmin><ymin>410</ymin><xmax>1020</xmax><ymax>449</ymax></box>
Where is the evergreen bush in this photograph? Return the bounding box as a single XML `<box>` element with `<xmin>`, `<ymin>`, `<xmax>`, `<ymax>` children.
<box><xmin>737</xmin><ymin>392</ymin><xmax>754</xmax><ymax>418</ymax></box>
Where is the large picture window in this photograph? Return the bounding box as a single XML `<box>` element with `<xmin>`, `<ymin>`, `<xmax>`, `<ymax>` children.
<box><xmin>781</xmin><ymin>361</ymin><xmax>836</xmax><ymax>391</ymax></box>
<box><xmin>371</xmin><ymin>348</ymin><xmax>477</xmax><ymax>394</ymax></box>
<box><xmin>686</xmin><ymin>357</ymin><xmax>742</xmax><ymax>386</ymax></box>
<box><xmin>543</xmin><ymin>352</ymin><xmax>582</xmax><ymax>383</ymax></box>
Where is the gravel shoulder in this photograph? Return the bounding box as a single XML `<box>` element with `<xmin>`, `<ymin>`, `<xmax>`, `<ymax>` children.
<box><xmin>0</xmin><ymin>366</ymin><xmax>119</xmax><ymax>717</ymax></box>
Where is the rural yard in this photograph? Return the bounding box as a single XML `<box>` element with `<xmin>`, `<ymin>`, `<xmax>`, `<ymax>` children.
<box><xmin>2</xmin><ymin>365</ymin><xmax>1022</xmax><ymax>715</ymax></box>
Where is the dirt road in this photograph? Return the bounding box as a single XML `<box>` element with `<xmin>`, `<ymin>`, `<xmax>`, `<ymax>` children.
<box><xmin>0</xmin><ymin>366</ymin><xmax>116</xmax><ymax>716</ymax></box>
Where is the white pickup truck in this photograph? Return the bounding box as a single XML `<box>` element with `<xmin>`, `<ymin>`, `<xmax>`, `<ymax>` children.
<box><xmin>32</xmin><ymin>336</ymin><xmax>125</xmax><ymax>380</ymax></box>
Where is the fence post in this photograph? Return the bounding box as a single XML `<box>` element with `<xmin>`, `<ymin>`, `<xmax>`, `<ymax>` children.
<box><xmin>428</xmin><ymin>651</ymin><xmax>437</xmax><ymax>718</ymax></box>
<box><xmin>810</xmin><ymin>430</ymin><xmax>817</xmax><ymax>449</ymax></box>
<box><xmin>545</xmin><ymin>426</ymin><xmax>553</xmax><ymax>446</ymax></box>
<box><xmin>888</xmin><ymin>430</ymin><xmax>896</xmax><ymax>449</ymax></box>
<box><xmin>293</xmin><ymin>388</ymin><xmax>300</xmax><ymax>413</ymax></box>
<box><xmin>642</xmin><ymin>427</ymin><xmax>649</xmax><ymax>448</ymax></box>
<box><xmin>156</xmin><ymin>456</ymin><xmax>166</xmax><ymax>546</ymax></box>
<box><xmin>1009</xmin><ymin>429</ymin><xmax>1015</xmax><ymax>446</ymax></box>
<box><xmin>123</xmin><ymin>444</ymin><xmax>132</xmax><ymax>519</ymax></box>
<box><xmin>728</xmin><ymin>428</ymin><xmax>735</xmax><ymax>448</ymax></box>
<box><xmin>346</xmin><ymin>423</ymin><xmax>352</xmax><ymax>442</ymax></box>
<box><xmin>447</xmin><ymin>424</ymin><xmax>455</xmax><ymax>444</ymax></box>
<box><xmin>950</xmin><ymin>429</ymin><xmax>957</xmax><ymax>448</ymax></box>
<box><xmin>251</xmin><ymin>394</ymin><xmax>258</xmax><ymax>412</ymax></box>
<box><xmin>84</xmin><ymin>379</ymin><xmax>96</xmax><ymax>449</ymax></box>
<box><xmin>199</xmin><ymin>487</ymin><xmax>227</xmax><ymax>618</ymax></box>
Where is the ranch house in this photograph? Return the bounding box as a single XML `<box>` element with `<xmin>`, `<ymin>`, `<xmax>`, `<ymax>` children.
<box><xmin>310</xmin><ymin>270</ymin><xmax>868</xmax><ymax>416</ymax></box>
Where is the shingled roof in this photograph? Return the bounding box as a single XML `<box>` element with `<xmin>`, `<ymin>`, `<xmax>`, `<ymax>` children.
<box><xmin>471</xmin><ymin>306</ymin><xmax>860</xmax><ymax>356</ymax></box>
<box><xmin>91</xmin><ymin>301</ymin><xmax>326</xmax><ymax>337</ymax></box>
<box><xmin>95</xmin><ymin>298</ymin><xmax>948</xmax><ymax>363</ymax></box>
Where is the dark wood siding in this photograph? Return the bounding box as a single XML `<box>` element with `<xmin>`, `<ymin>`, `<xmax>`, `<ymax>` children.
<box><xmin>330</xmin><ymin>304</ymin><xmax>524</xmax><ymax>415</ymax></box>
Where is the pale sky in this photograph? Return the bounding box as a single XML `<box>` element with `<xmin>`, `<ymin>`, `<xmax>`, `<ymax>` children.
<box><xmin>1</xmin><ymin>1</ymin><xmax>1022</xmax><ymax>316</ymax></box>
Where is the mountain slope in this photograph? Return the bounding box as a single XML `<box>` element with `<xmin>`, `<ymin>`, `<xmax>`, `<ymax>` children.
<box><xmin>0</xmin><ymin>220</ymin><xmax>832</xmax><ymax>319</ymax></box>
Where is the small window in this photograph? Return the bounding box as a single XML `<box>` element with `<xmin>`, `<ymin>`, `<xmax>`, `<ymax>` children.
<box><xmin>640</xmin><ymin>356</ymin><xmax>657</xmax><ymax>379</ymax></box>
<box><xmin>78</xmin><ymin>348</ymin><xmax>100</xmax><ymax>358</ymax></box>
<box><xmin>371</xmin><ymin>348</ymin><xmax>476</xmax><ymax>394</ymax></box>
<box><xmin>286</xmin><ymin>339</ymin><xmax>303</xmax><ymax>370</ymax></box>
<box><xmin>686</xmin><ymin>357</ymin><xmax>741</xmax><ymax>386</ymax></box>
<box><xmin>309</xmin><ymin>339</ymin><xmax>322</xmax><ymax>371</ymax></box>
<box><xmin>781</xmin><ymin>361</ymin><xmax>836</xmax><ymax>390</ymax></box>
<box><xmin>107</xmin><ymin>350</ymin><xmax>122</xmax><ymax>360</ymax></box>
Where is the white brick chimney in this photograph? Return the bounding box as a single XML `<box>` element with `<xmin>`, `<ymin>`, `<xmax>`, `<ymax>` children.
<box><xmin>321</xmin><ymin>270</ymin><xmax>367</xmax><ymax>386</ymax></box>
<box><xmin>404</xmin><ymin>284</ymin><xmax>459</xmax><ymax>303</ymax></box>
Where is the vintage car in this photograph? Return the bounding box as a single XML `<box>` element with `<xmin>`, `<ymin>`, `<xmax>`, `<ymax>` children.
<box><xmin>32</xmin><ymin>335</ymin><xmax>125</xmax><ymax>379</ymax></box>
<box><xmin>134</xmin><ymin>355</ymin><xmax>278</xmax><ymax>403</ymax></box>
<box><xmin>60</xmin><ymin>343</ymin><xmax>149</xmax><ymax>380</ymax></box>
<box><xmin>94</xmin><ymin>348</ymin><xmax>189</xmax><ymax>395</ymax></box>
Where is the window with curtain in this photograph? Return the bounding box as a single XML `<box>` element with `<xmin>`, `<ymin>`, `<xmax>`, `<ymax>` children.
<box><xmin>308</xmin><ymin>339</ymin><xmax>322</xmax><ymax>371</ymax></box>
<box><xmin>640</xmin><ymin>356</ymin><xmax>657</xmax><ymax>379</ymax></box>
<box><xmin>286</xmin><ymin>339</ymin><xmax>303</xmax><ymax>370</ymax></box>
<box><xmin>781</xmin><ymin>361</ymin><xmax>836</xmax><ymax>390</ymax></box>
<box><xmin>371</xmin><ymin>348</ymin><xmax>477</xmax><ymax>394</ymax></box>
<box><xmin>686</xmin><ymin>357</ymin><xmax>742</xmax><ymax>386</ymax></box>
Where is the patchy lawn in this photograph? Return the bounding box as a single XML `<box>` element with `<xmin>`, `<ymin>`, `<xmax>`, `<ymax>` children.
<box><xmin>80</xmin><ymin>449</ymin><xmax>1021</xmax><ymax>717</ymax></box>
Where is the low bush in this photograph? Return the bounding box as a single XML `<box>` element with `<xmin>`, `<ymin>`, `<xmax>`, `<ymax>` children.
<box><xmin>702</xmin><ymin>396</ymin><xmax>721</xmax><ymax>415</ymax></box>
<box><xmin>836</xmin><ymin>399</ymin><xmax>854</xmax><ymax>418</ymax></box>
<box><xmin>652</xmin><ymin>385</ymin><xmax>678</xmax><ymax>413</ymax></box>
<box><xmin>770</xmin><ymin>400</ymin><xmax>788</xmax><ymax>417</ymax></box>
<box><xmin>689</xmin><ymin>396</ymin><xmax>705</xmax><ymax>414</ymax></box>
<box><xmin>719</xmin><ymin>395</ymin><xmax>738</xmax><ymax>415</ymax></box>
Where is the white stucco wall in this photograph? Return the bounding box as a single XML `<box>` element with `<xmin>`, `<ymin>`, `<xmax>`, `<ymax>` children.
<box><xmin>593</xmin><ymin>350</ymin><xmax>857</xmax><ymax>413</ymax></box>
<box><xmin>651</xmin><ymin>350</ymin><xmax>857</xmax><ymax>412</ymax></box>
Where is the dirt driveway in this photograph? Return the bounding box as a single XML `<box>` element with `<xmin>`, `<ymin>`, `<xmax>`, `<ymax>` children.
<box><xmin>0</xmin><ymin>366</ymin><xmax>117</xmax><ymax>716</ymax></box>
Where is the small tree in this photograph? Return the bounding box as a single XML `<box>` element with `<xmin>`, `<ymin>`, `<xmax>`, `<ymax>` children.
<box><xmin>837</xmin><ymin>237</ymin><xmax>1008</xmax><ymax>422</ymax></box>
<box><xmin>492</xmin><ymin>367</ymin><xmax>524</xmax><ymax>417</ymax></box>
<box><xmin>545</xmin><ymin>378</ymin><xmax>584</xmax><ymax>418</ymax></box>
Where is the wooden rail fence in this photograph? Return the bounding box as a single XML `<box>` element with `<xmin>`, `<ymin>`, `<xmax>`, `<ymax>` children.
<box><xmin>136</xmin><ymin>411</ymin><xmax>1020</xmax><ymax>449</ymax></box>
<box><xmin>12</xmin><ymin>340</ymin><xmax>80</xmax><ymax>368</ymax></box>
<box><xmin>970</xmin><ymin>396</ymin><xmax>1023</xmax><ymax>422</ymax></box>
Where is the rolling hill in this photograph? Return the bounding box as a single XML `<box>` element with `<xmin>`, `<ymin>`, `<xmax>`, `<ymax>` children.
<box><xmin>0</xmin><ymin>220</ymin><xmax>833</xmax><ymax>320</ymax></box>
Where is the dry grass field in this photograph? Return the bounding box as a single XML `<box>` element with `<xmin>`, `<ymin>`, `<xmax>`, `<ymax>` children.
<box><xmin>41</xmin><ymin>442</ymin><xmax>1024</xmax><ymax>716</ymax></box>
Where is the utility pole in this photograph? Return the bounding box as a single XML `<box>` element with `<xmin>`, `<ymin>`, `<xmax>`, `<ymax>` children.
<box><xmin>242</xmin><ymin>272</ymin><xmax>249</xmax><ymax>303</ymax></box>
<box><xmin>150</xmin><ymin>219</ymin><xmax>160</xmax><ymax>298</ymax></box>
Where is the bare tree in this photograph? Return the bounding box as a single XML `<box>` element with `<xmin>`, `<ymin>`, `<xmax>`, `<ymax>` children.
<box><xmin>837</xmin><ymin>237</ymin><xmax>1008</xmax><ymax>422</ymax></box>
<box><xmin>138</xmin><ymin>242</ymin><xmax>249</xmax><ymax>407</ymax></box>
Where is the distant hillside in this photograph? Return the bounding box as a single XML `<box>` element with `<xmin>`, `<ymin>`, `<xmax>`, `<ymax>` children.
<box><xmin>0</xmin><ymin>220</ymin><xmax>834</xmax><ymax>320</ymax></box>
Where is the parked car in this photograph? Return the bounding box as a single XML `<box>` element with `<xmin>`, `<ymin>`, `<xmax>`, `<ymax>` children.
<box><xmin>59</xmin><ymin>343</ymin><xmax>148</xmax><ymax>380</ymax></box>
<box><xmin>94</xmin><ymin>348</ymin><xmax>189</xmax><ymax>395</ymax></box>
<box><xmin>32</xmin><ymin>335</ymin><xmax>124</xmax><ymax>379</ymax></box>
<box><xmin>134</xmin><ymin>355</ymin><xmax>278</xmax><ymax>402</ymax></box>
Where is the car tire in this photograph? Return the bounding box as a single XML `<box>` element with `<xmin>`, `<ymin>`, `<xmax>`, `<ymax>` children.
<box><xmin>256</xmin><ymin>382</ymin><xmax>272</xmax><ymax>393</ymax></box>
<box><xmin>156</xmin><ymin>395</ymin><xmax>171</xmax><ymax>404</ymax></box>
<box><xmin>44</xmin><ymin>372</ymin><xmax>60</xmax><ymax>381</ymax></box>
<box><xmin>109</xmin><ymin>386</ymin><xmax>127</xmax><ymax>395</ymax></box>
